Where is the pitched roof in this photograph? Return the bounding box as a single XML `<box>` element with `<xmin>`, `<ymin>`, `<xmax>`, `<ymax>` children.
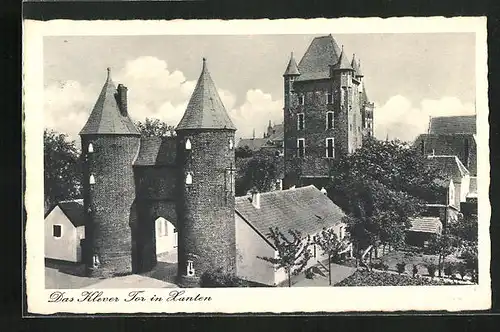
<box><xmin>283</xmin><ymin>52</ymin><xmax>300</xmax><ymax>76</ymax></box>
<box><xmin>360</xmin><ymin>84</ymin><xmax>370</xmax><ymax>105</ymax></box>
<box><xmin>296</xmin><ymin>35</ymin><xmax>342</xmax><ymax>81</ymax></box>
<box><xmin>429</xmin><ymin>115</ymin><xmax>476</xmax><ymax>135</ymax></box>
<box><xmin>80</xmin><ymin>68</ymin><xmax>140</xmax><ymax>136</ymax></box>
<box><xmin>176</xmin><ymin>58</ymin><xmax>236</xmax><ymax>131</ymax></box>
<box><xmin>53</xmin><ymin>199</ymin><xmax>85</xmax><ymax>227</ymax></box>
<box><xmin>427</xmin><ymin>155</ymin><xmax>469</xmax><ymax>183</ymax></box>
<box><xmin>267</xmin><ymin>123</ymin><xmax>284</xmax><ymax>141</ymax></box>
<box><xmin>235</xmin><ymin>186</ymin><xmax>345</xmax><ymax>247</ymax></box>
<box><xmin>237</xmin><ymin>138</ymin><xmax>268</xmax><ymax>151</ymax></box>
<box><xmin>332</xmin><ymin>47</ymin><xmax>353</xmax><ymax>71</ymax></box>
<box><xmin>409</xmin><ymin>217</ymin><xmax>442</xmax><ymax>234</ymax></box>
<box><xmin>133</xmin><ymin>137</ymin><xmax>177</xmax><ymax>166</ymax></box>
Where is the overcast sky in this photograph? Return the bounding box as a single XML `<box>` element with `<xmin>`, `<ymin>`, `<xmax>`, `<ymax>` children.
<box><xmin>43</xmin><ymin>33</ymin><xmax>476</xmax><ymax>144</ymax></box>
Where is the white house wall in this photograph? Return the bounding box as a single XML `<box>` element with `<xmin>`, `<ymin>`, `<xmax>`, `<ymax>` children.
<box><xmin>235</xmin><ymin>214</ymin><xmax>276</xmax><ymax>285</ymax></box>
<box><xmin>155</xmin><ymin>217</ymin><xmax>178</xmax><ymax>255</ymax></box>
<box><xmin>44</xmin><ymin>206</ymin><xmax>81</xmax><ymax>263</ymax></box>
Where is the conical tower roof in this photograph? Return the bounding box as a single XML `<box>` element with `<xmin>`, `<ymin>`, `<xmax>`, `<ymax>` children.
<box><xmin>332</xmin><ymin>46</ymin><xmax>354</xmax><ymax>71</ymax></box>
<box><xmin>351</xmin><ymin>54</ymin><xmax>360</xmax><ymax>76</ymax></box>
<box><xmin>356</xmin><ymin>59</ymin><xmax>364</xmax><ymax>77</ymax></box>
<box><xmin>283</xmin><ymin>52</ymin><xmax>300</xmax><ymax>76</ymax></box>
<box><xmin>79</xmin><ymin>68</ymin><xmax>139</xmax><ymax>136</ymax></box>
<box><xmin>176</xmin><ymin>58</ymin><xmax>236</xmax><ymax>131</ymax></box>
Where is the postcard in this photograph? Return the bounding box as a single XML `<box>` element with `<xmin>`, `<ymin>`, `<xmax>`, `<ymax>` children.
<box><xmin>24</xmin><ymin>17</ymin><xmax>490</xmax><ymax>314</ymax></box>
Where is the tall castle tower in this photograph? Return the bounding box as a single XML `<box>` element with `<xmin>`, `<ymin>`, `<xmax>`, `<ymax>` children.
<box><xmin>80</xmin><ymin>68</ymin><xmax>141</xmax><ymax>278</ymax></box>
<box><xmin>175</xmin><ymin>58</ymin><xmax>237</xmax><ymax>286</ymax></box>
<box><xmin>283</xmin><ymin>35</ymin><xmax>369</xmax><ymax>189</ymax></box>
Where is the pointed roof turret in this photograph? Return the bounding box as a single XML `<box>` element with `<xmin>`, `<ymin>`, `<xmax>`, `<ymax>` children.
<box><xmin>176</xmin><ymin>58</ymin><xmax>236</xmax><ymax>131</ymax></box>
<box><xmin>356</xmin><ymin>59</ymin><xmax>364</xmax><ymax>77</ymax></box>
<box><xmin>80</xmin><ymin>68</ymin><xmax>140</xmax><ymax>136</ymax></box>
<box><xmin>296</xmin><ymin>34</ymin><xmax>342</xmax><ymax>81</ymax></box>
<box><xmin>332</xmin><ymin>46</ymin><xmax>354</xmax><ymax>71</ymax></box>
<box><xmin>351</xmin><ymin>54</ymin><xmax>360</xmax><ymax>76</ymax></box>
<box><xmin>283</xmin><ymin>52</ymin><xmax>300</xmax><ymax>76</ymax></box>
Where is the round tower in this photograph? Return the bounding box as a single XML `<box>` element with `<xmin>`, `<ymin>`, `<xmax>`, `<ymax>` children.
<box><xmin>80</xmin><ymin>68</ymin><xmax>141</xmax><ymax>278</ymax></box>
<box><xmin>175</xmin><ymin>58</ymin><xmax>237</xmax><ymax>286</ymax></box>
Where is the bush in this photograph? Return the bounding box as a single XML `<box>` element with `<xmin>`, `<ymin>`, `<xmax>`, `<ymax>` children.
<box><xmin>456</xmin><ymin>262</ymin><xmax>467</xmax><ymax>280</ymax></box>
<box><xmin>396</xmin><ymin>262</ymin><xmax>406</xmax><ymax>274</ymax></box>
<box><xmin>335</xmin><ymin>270</ymin><xmax>447</xmax><ymax>287</ymax></box>
<box><xmin>305</xmin><ymin>268</ymin><xmax>314</xmax><ymax>279</ymax></box>
<box><xmin>444</xmin><ymin>261</ymin><xmax>458</xmax><ymax>277</ymax></box>
<box><xmin>199</xmin><ymin>268</ymin><xmax>248</xmax><ymax>288</ymax></box>
<box><xmin>426</xmin><ymin>263</ymin><xmax>437</xmax><ymax>277</ymax></box>
<box><xmin>371</xmin><ymin>261</ymin><xmax>389</xmax><ymax>271</ymax></box>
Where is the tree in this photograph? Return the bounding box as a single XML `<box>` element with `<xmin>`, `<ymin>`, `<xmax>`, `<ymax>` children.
<box><xmin>427</xmin><ymin>230</ymin><xmax>457</xmax><ymax>277</ymax></box>
<box><xmin>327</xmin><ymin>136</ymin><xmax>445</xmax><ymax>264</ymax></box>
<box><xmin>235</xmin><ymin>150</ymin><xmax>281</xmax><ymax>196</ymax></box>
<box><xmin>315</xmin><ymin>228</ymin><xmax>349</xmax><ymax>285</ymax></box>
<box><xmin>44</xmin><ymin>129</ymin><xmax>82</xmax><ymax>213</ymax></box>
<box><xmin>258</xmin><ymin>227</ymin><xmax>312</xmax><ymax>287</ymax></box>
<box><xmin>135</xmin><ymin>118</ymin><xmax>175</xmax><ymax>137</ymax></box>
<box><xmin>235</xmin><ymin>145</ymin><xmax>254</xmax><ymax>159</ymax></box>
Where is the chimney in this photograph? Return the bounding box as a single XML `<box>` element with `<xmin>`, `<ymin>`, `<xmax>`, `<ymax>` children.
<box><xmin>117</xmin><ymin>84</ymin><xmax>128</xmax><ymax>116</ymax></box>
<box><xmin>251</xmin><ymin>190</ymin><xmax>261</xmax><ymax>209</ymax></box>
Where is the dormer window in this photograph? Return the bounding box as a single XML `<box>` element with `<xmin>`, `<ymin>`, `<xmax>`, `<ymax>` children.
<box><xmin>185</xmin><ymin>138</ymin><xmax>192</xmax><ymax>150</ymax></box>
<box><xmin>88</xmin><ymin>143</ymin><xmax>94</xmax><ymax>153</ymax></box>
<box><xmin>229</xmin><ymin>139</ymin><xmax>234</xmax><ymax>150</ymax></box>
<box><xmin>185</xmin><ymin>172</ymin><xmax>193</xmax><ymax>185</ymax></box>
<box><xmin>89</xmin><ymin>174</ymin><xmax>96</xmax><ymax>185</ymax></box>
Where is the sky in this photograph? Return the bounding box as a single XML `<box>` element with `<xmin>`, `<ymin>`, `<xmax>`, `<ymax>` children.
<box><xmin>43</xmin><ymin>33</ymin><xmax>476</xmax><ymax>145</ymax></box>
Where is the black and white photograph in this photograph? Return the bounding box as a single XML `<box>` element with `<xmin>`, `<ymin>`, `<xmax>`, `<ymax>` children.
<box><xmin>24</xmin><ymin>18</ymin><xmax>490</xmax><ymax>313</ymax></box>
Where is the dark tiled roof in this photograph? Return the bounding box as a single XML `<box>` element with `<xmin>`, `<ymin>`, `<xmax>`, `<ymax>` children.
<box><xmin>267</xmin><ymin>124</ymin><xmax>284</xmax><ymax>141</ymax></box>
<box><xmin>80</xmin><ymin>68</ymin><xmax>140</xmax><ymax>136</ymax></box>
<box><xmin>133</xmin><ymin>137</ymin><xmax>177</xmax><ymax>166</ymax></box>
<box><xmin>235</xmin><ymin>186</ymin><xmax>345</xmax><ymax>246</ymax></box>
<box><xmin>283</xmin><ymin>52</ymin><xmax>300</xmax><ymax>76</ymax></box>
<box><xmin>427</xmin><ymin>155</ymin><xmax>469</xmax><ymax>183</ymax></box>
<box><xmin>237</xmin><ymin>138</ymin><xmax>268</xmax><ymax>151</ymax></box>
<box><xmin>296</xmin><ymin>35</ymin><xmax>342</xmax><ymax>81</ymax></box>
<box><xmin>332</xmin><ymin>48</ymin><xmax>353</xmax><ymax>71</ymax></box>
<box><xmin>409</xmin><ymin>217</ymin><xmax>442</xmax><ymax>234</ymax></box>
<box><xmin>56</xmin><ymin>199</ymin><xmax>85</xmax><ymax>227</ymax></box>
<box><xmin>176</xmin><ymin>59</ymin><xmax>236</xmax><ymax>131</ymax></box>
<box><xmin>429</xmin><ymin>115</ymin><xmax>476</xmax><ymax>135</ymax></box>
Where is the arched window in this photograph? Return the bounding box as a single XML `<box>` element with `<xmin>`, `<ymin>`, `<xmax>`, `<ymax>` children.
<box><xmin>229</xmin><ymin>138</ymin><xmax>234</xmax><ymax>150</ymax></box>
<box><xmin>185</xmin><ymin>172</ymin><xmax>193</xmax><ymax>185</ymax></box>
<box><xmin>88</xmin><ymin>143</ymin><xmax>94</xmax><ymax>153</ymax></box>
<box><xmin>185</xmin><ymin>138</ymin><xmax>192</xmax><ymax>150</ymax></box>
<box><xmin>89</xmin><ymin>174</ymin><xmax>96</xmax><ymax>185</ymax></box>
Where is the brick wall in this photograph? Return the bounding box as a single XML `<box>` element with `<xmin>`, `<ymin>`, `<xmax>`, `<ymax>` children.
<box><xmin>284</xmin><ymin>75</ymin><xmax>363</xmax><ymax>186</ymax></box>
<box><xmin>81</xmin><ymin>134</ymin><xmax>140</xmax><ymax>278</ymax></box>
<box><xmin>176</xmin><ymin>129</ymin><xmax>237</xmax><ymax>281</ymax></box>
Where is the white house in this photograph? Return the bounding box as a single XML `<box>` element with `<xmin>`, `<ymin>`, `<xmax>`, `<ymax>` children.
<box><xmin>44</xmin><ymin>199</ymin><xmax>86</xmax><ymax>263</ymax></box>
<box><xmin>234</xmin><ymin>185</ymin><xmax>348</xmax><ymax>286</ymax></box>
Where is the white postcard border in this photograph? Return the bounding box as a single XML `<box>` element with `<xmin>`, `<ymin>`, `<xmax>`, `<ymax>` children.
<box><xmin>24</xmin><ymin>17</ymin><xmax>491</xmax><ymax>314</ymax></box>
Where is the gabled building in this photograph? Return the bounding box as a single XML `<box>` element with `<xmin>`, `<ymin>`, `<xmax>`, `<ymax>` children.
<box><xmin>234</xmin><ymin>185</ymin><xmax>349</xmax><ymax>286</ymax></box>
<box><xmin>282</xmin><ymin>35</ymin><xmax>374</xmax><ymax>189</ymax></box>
<box><xmin>45</xmin><ymin>199</ymin><xmax>86</xmax><ymax>263</ymax></box>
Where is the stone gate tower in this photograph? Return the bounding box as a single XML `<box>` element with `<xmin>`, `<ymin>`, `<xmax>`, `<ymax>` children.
<box><xmin>175</xmin><ymin>58</ymin><xmax>237</xmax><ymax>286</ymax></box>
<box><xmin>80</xmin><ymin>68</ymin><xmax>141</xmax><ymax>278</ymax></box>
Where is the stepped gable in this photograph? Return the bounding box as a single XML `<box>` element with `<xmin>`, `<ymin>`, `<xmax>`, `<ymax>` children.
<box><xmin>429</xmin><ymin>115</ymin><xmax>476</xmax><ymax>135</ymax></box>
<box><xmin>296</xmin><ymin>34</ymin><xmax>342</xmax><ymax>81</ymax></box>
<box><xmin>235</xmin><ymin>185</ymin><xmax>345</xmax><ymax>246</ymax></box>
<box><xmin>80</xmin><ymin>68</ymin><xmax>140</xmax><ymax>136</ymax></box>
<box><xmin>176</xmin><ymin>58</ymin><xmax>236</xmax><ymax>131</ymax></box>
